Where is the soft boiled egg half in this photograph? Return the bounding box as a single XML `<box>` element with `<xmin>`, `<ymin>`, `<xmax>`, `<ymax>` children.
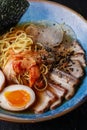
<box><xmin>0</xmin><ymin>85</ymin><xmax>35</xmax><ymax>111</ymax></box>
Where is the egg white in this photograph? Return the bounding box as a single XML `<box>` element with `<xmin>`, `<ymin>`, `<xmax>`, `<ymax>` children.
<box><xmin>0</xmin><ymin>70</ymin><xmax>5</xmax><ymax>91</ymax></box>
<box><xmin>0</xmin><ymin>85</ymin><xmax>35</xmax><ymax>111</ymax></box>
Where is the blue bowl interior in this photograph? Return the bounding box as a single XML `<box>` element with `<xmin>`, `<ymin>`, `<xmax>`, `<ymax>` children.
<box><xmin>0</xmin><ymin>1</ymin><xmax>87</xmax><ymax>122</ymax></box>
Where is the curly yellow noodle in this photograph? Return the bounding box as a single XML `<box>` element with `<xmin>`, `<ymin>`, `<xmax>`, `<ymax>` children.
<box><xmin>40</xmin><ymin>64</ymin><xmax>48</xmax><ymax>75</ymax></box>
<box><xmin>0</xmin><ymin>26</ymin><xmax>49</xmax><ymax>91</ymax></box>
<box><xmin>0</xmin><ymin>30</ymin><xmax>33</xmax><ymax>68</ymax></box>
<box><xmin>34</xmin><ymin>74</ymin><xmax>48</xmax><ymax>92</ymax></box>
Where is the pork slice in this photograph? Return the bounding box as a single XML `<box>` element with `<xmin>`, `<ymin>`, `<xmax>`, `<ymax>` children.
<box><xmin>25</xmin><ymin>23</ymin><xmax>63</xmax><ymax>47</ymax></box>
<box><xmin>50</xmin><ymin>68</ymin><xmax>79</xmax><ymax>100</ymax></box>
<box><xmin>25</xmin><ymin>24</ymin><xmax>39</xmax><ymax>43</ymax></box>
<box><xmin>37</xmin><ymin>25</ymin><xmax>63</xmax><ymax>47</ymax></box>
<box><xmin>55</xmin><ymin>41</ymin><xmax>85</xmax><ymax>54</ymax></box>
<box><xmin>67</xmin><ymin>60</ymin><xmax>84</xmax><ymax>78</ymax></box>
<box><xmin>32</xmin><ymin>90</ymin><xmax>55</xmax><ymax>114</ymax></box>
<box><xmin>48</xmin><ymin>83</ymin><xmax>66</xmax><ymax>110</ymax></box>
<box><xmin>71</xmin><ymin>41</ymin><xmax>85</xmax><ymax>54</ymax></box>
<box><xmin>71</xmin><ymin>53</ymin><xmax>86</xmax><ymax>67</ymax></box>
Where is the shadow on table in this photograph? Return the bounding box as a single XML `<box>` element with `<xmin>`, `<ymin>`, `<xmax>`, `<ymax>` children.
<box><xmin>50</xmin><ymin>0</ymin><xmax>87</xmax><ymax>19</ymax></box>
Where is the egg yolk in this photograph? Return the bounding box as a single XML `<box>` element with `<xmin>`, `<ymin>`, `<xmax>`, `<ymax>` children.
<box><xmin>4</xmin><ymin>90</ymin><xmax>30</xmax><ymax>108</ymax></box>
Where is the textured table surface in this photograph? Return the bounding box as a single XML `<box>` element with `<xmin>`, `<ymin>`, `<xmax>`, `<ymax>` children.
<box><xmin>0</xmin><ymin>0</ymin><xmax>87</xmax><ymax>130</ymax></box>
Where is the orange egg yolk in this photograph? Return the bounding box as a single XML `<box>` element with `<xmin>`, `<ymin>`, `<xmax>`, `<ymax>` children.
<box><xmin>4</xmin><ymin>90</ymin><xmax>30</xmax><ymax>108</ymax></box>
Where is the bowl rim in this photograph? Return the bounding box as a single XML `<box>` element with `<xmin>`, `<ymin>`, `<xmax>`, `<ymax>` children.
<box><xmin>0</xmin><ymin>0</ymin><xmax>87</xmax><ymax>123</ymax></box>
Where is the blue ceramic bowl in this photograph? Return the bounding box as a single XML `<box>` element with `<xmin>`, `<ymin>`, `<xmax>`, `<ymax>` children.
<box><xmin>0</xmin><ymin>0</ymin><xmax>87</xmax><ymax>122</ymax></box>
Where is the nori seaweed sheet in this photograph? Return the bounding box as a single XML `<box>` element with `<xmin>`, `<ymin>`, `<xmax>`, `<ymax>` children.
<box><xmin>0</xmin><ymin>0</ymin><xmax>29</xmax><ymax>34</ymax></box>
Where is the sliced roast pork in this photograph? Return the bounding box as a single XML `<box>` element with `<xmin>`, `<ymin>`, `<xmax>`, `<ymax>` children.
<box><xmin>50</xmin><ymin>68</ymin><xmax>79</xmax><ymax>100</ymax></box>
<box><xmin>47</xmin><ymin>82</ymin><xmax>66</xmax><ymax>110</ymax></box>
<box><xmin>55</xmin><ymin>40</ymin><xmax>85</xmax><ymax>54</ymax></box>
<box><xmin>25</xmin><ymin>23</ymin><xmax>63</xmax><ymax>47</ymax></box>
<box><xmin>32</xmin><ymin>90</ymin><xmax>55</xmax><ymax>114</ymax></box>
<box><xmin>67</xmin><ymin>60</ymin><xmax>84</xmax><ymax>78</ymax></box>
<box><xmin>71</xmin><ymin>41</ymin><xmax>85</xmax><ymax>54</ymax></box>
<box><xmin>71</xmin><ymin>53</ymin><xmax>86</xmax><ymax>67</ymax></box>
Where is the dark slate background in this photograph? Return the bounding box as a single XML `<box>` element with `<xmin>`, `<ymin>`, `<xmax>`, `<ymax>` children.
<box><xmin>0</xmin><ymin>0</ymin><xmax>87</xmax><ymax>129</ymax></box>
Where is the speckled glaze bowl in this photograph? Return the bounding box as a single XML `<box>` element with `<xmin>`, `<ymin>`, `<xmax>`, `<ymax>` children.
<box><xmin>0</xmin><ymin>0</ymin><xmax>87</xmax><ymax>123</ymax></box>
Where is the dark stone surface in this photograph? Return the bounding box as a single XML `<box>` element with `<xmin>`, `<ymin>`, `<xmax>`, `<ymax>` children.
<box><xmin>0</xmin><ymin>0</ymin><xmax>87</xmax><ymax>129</ymax></box>
<box><xmin>50</xmin><ymin>0</ymin><xmax>87</xmax><ymax>19</ymax></box>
